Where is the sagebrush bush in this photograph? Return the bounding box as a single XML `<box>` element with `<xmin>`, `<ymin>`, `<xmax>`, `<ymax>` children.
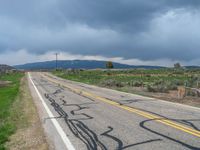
<box><xmin>128</xmin><ymin>81</ymin><xmax>143</xmax><ymax>87</ymax></box>
<box><xmin>146</xmin><ymin>80</ymin><xmax>179</xmax><ymax>93</ymax></box>
<box><xmin>100</xmin><ymin>79</ymin><xmax>124</xmax><ymax>87</ymax></box>
<box><xmin>147</xmin><ymin>84</ymin><xmax>169</xmax><ymax>93</ymax></box>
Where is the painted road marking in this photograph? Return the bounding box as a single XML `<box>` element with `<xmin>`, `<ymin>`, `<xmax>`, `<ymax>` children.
<box><xmin>43</xmin><ymin>73</ymin><xmax>200</xmax><ymax>138</ymax></box>
<box><xmin>28</xmin><ymin>73</ymin><xmax>76</xmax><ymax>150</ymax></box>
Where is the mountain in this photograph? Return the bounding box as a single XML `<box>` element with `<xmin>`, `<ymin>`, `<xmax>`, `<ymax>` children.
<box><xmin>0</xmin><ymin>64</ymin><xmax>14</xmax><ymax>70</ymax></box>
<box><xmin>0</xmin><ymin>64</ymin><xmax>15</xmax><ymax>73</ymax></box>
<box><xmin>184</xmin><ymin>66</ymin><xmax>200</xmax><ymax>69</ymax></box>
<box><xmin>14</xmin><ymin>60</ymin><xmax>165</xmax><ymax>70</ymax></box>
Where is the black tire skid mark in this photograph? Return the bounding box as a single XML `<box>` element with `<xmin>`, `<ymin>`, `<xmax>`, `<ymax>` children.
<box><xmin>105</xmin><ymin>97</ymin><xmax>200</xmax><ymax>132</ymax></box>
<box><xmin>45</xmin><ymin>93</ymin><xmax>107</xmax><ymax>150</ymax></box>
<box><xmin>101</xmin><ymin>126</ymin><xmax>162</xmax><ymax>150</ymax></box>
<box><xmin>140</xmin><ymin>119</ymin><xmax>200</xmax><ymax>150</ymax></box>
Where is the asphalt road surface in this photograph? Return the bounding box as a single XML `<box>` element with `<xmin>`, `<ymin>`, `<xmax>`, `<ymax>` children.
<box><xmin>28</xmin><ymin>72</ymin><xmax>200</xmax><ymax>150</ymax></box>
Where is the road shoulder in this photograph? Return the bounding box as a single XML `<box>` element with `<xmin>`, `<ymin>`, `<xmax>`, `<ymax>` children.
<box><xmin>6</xmin><ymin>74</ymin><xmax>49</xmax><ymax>150</ymax></box>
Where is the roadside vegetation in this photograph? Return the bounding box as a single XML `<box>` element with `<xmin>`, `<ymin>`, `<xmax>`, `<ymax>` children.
<box><xmin>0</xmin><ymin>73</ymin><xmax>24</xmax><ymax>149</ymax></box>
<box><xmin>53</xmin><ymin>69</ymin><xmax>200</xmax><ymax>91</ymax></box>
<box><xmin>53</xmin><ymin>68</ymin><xmax>200</xmax><ymax>106</ymax></box>
<box><xmin>0</xmin><ymin>72</ymin><xmax>48</xmax><ymax>150</ymax></box>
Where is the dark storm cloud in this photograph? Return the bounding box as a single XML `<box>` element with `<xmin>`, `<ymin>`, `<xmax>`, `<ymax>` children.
<box><xmin>0</xmin><ymin>0</ymin><xmax>200</xmax><ymax>62</ymax></box>
<box><xmin>57</xmin><ymin>0</ymin><xmax>200</xmax><ymax>32</ymax></box>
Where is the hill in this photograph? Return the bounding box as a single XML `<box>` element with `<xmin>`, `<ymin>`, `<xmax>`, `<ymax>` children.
<box><xmin>14</xmin><ymin>60</ymin><xmax>165</xmax><ymax>70</ymax></box>
<box><xmin>0</xmin><ymin>64</ymin><xmax>16</xmax><ymax>73</ymax></box>
<box><xmin>184</xmin><ymin>66</ymin><xmax>200</xmax><ymax>69</ymax></box>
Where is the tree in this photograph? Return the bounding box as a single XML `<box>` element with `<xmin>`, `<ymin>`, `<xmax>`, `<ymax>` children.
<box><xmin>106</xmin><ymin>61</ymin><xmax>114</xmax><ymax>69</ymax></box>
<box><xmin>174</xmin><ymin>62</ymin><xmax>181</xmax><ymax>69</ymax></box>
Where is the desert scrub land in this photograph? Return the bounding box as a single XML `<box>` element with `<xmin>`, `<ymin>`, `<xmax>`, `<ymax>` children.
<box><xmin>53</xmin><ymin>69</ymin><xmax>200</xmax><ymax>107</ymax></box>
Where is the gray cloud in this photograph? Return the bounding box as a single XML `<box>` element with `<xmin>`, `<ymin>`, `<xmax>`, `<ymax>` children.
<box><xmin>0</xmin><ymin>0</ymin><xmax>200</xmax><ymax>64</ymax></box>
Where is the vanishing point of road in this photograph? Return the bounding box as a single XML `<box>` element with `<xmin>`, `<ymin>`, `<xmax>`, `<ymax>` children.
<box><xmin>28</xmin><ymin>72</ymin><xmax>200</xmax><ymax>150</ymax></box>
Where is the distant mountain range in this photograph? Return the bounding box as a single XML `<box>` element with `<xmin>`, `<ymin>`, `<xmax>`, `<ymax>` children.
<box><xmin>184</xmin><ymin>66</ymin><xmax>200</xmax><ymax>69</ymax></box>
<box><xmin>14</xmin><ymin>60</ymin><xmax>165</xmax><ymax>70</ymax></box>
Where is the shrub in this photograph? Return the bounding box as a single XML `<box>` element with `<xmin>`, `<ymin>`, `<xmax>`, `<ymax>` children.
<box><xmin>186</xmin><ymin>75</ymin><xmax>200</xmax><ymax>87</ymax></box>
<box><xmin>154</xmin><ymin>79</ymin><xmax>164</xmax><ymax>86</ymax></box>
<box><xmin>147</xmin><ymin>85</ymin><xmax>156</xmax><ymax>92</ymax></box>
<box><xmin>146</xmin><ymin>80</ymin><xmax>178</xmax><ymax>93</ymax></box>
<box><xmin>107</xmin><ymin>72</ymin><xmax>112</xmax><ymax>76</ymax></box>
<box><xmin>186</xmin><ymin>90</ymin><xmax>197</xmax><ymax>97</ymax></box>
<box><xmin>145</xmin><ymin>74</ymin><xmax>151</xmax><ymax>77</ymax></box>
<box><xmin>147</xmin><ymin>84</ymin><xmax>169</xmax><ymax>93</ymax></box>
<box><xmin>101</xmin><ymin>79</ymin><xmax>123</xmax><ymax>87</ymax></box>
<box><xmin>133</xmin><ymin>81</ymin><xmax>143</xmax><ymax>87</ymax></box>
<box><xmin>173</xmin><ymin>79</ymin><xmax>184</xmax><ymax>86</ymax></box>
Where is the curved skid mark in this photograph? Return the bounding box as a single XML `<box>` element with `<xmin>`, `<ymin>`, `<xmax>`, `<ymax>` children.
<box><xmin>45</xmin><ymin>93</ymin><xmax>107</xmax><ymax>150</ymax></box>
<box><xmin>140</xmin><ymin>119</ymin><xmax>200</xmax><ymax>150</ymax></box>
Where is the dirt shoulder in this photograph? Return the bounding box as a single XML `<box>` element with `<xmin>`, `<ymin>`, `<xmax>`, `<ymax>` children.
<box><xmin>116</xmin><ymin>86</ymin><xmax>200</xmax><ymax>108</ymax></box>
<box><xmin>5</xmin><ymin>75</ymin><xmax>49</xmax><ymax>150</ymax></box>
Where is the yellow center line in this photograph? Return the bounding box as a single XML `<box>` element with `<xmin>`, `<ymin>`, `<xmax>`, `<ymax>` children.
<box><xmin>42</xmin><ymin>73</ymin><xmax>200</xmax><ymax>138</ymax></box>
<box><xmin>84</xmin><ymin>92</ymin><xmax>200</xmax><ymax>137</ymax></box>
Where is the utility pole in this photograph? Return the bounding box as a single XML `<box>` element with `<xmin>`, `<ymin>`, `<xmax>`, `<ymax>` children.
<box><xmin>55</xmin><ymin>53</ymin><xmax>59</xmax><ymax>70</ymax></box>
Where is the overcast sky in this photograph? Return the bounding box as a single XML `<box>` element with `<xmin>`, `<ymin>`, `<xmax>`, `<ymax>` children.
<box><xmin>0</xmin><ymin>0</ymin><xmax>200</xmax><ymax>66</ymax></box>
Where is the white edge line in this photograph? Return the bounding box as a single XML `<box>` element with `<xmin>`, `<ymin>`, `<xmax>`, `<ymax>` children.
<box><xmin>28</xmin><ymin>72</ymin><xmax>75</xmax><ymax>150</ymax></box>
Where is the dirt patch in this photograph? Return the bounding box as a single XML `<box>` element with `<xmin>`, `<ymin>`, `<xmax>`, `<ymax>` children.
<box><xmin>5</xmin><ymin>76</ymin><xmax>49</xmax><ymax>150</ymax></box>
<box><xmin>0</xmin><ymin>80</ymin><xmax>12</xmax><ymax>87</ymax></box>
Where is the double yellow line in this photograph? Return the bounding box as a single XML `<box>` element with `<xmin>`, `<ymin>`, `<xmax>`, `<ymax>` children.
<box><xmin>42</xmin><ymin>73</ymin><xmax>200</xmax><ymax>138</ymax></box>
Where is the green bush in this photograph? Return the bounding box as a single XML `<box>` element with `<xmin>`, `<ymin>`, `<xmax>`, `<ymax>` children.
<box><xmin>146</xmin><ymin>80</ymin><xmax>178</xmax><ymax>93</ymax></box>
<box><xmin>100</xmin><ymin>79</ymin><xmax>124</xmax><ymax>87</ymax></box>
<box><xmin>128</xmin><ymin>81</ymin><xmax>143</xmax><ymax>87</ymax></box>
<box><xmin>147</xmin><ymin>85</ymin><xmax>156</xmax><ymax>92</ymax></box>
<box><xmin>147</xmin><ymin>84</ymin><xmax>169</xmax><ymax>93</ymax></box>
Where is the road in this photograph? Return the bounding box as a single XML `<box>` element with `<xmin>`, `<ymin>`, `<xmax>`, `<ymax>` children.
<box><xmin>28</xmin><ymin>72</ymin><xmax>200</xmax><ymax>150</ymax></box>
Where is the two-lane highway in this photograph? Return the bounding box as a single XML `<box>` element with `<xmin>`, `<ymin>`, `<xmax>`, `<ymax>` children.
<box><xmin>28</xmin><ymin>72</ymin><xmax>200</xmax><ymax>150</ymax></box>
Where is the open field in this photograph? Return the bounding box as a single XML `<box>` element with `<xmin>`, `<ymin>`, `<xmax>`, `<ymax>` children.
<box><xmin>53</xmin><ymin>69</ymin><xmax>200</xmax><ymax>107</ymax></box>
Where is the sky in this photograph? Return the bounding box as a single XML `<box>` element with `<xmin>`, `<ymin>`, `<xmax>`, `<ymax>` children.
<box><xmin>0</xmin><ymin>0</ymin><xmax>200</xmax><ymax>66</ymax></box>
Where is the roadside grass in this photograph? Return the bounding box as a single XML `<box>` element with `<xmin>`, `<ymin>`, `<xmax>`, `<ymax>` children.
<box><xmin>5</xmin><ymin>74</ymin><xmax>48</xmax><ymax>150</ymax></box>
<box><xmin>0</xmin><ymin>73</ymin><xmax>24</xmax><ymax>150</ymax></box>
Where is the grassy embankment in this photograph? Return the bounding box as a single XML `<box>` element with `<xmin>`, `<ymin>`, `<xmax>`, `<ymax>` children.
<box><xmin>53</xmin><ymin>69</ymin><xmax>200</xmax><ymax>95</ymax></box>
<box><xmin>0</xmin><ymin>73</ymin><xmax>24</xmax><ymax>150</ymax></box>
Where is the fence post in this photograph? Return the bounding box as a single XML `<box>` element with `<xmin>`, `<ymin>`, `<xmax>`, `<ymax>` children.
<box><xmin>177</xmin><ymin>86</ymin><xmax>186</xmax><ymax>99</ymax></box>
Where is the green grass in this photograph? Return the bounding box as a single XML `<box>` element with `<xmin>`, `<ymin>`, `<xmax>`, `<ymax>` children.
<box><xmin>0</xmin><ymin>73</ymin><xmax>24</xmax><ymax>150</ymax></box>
